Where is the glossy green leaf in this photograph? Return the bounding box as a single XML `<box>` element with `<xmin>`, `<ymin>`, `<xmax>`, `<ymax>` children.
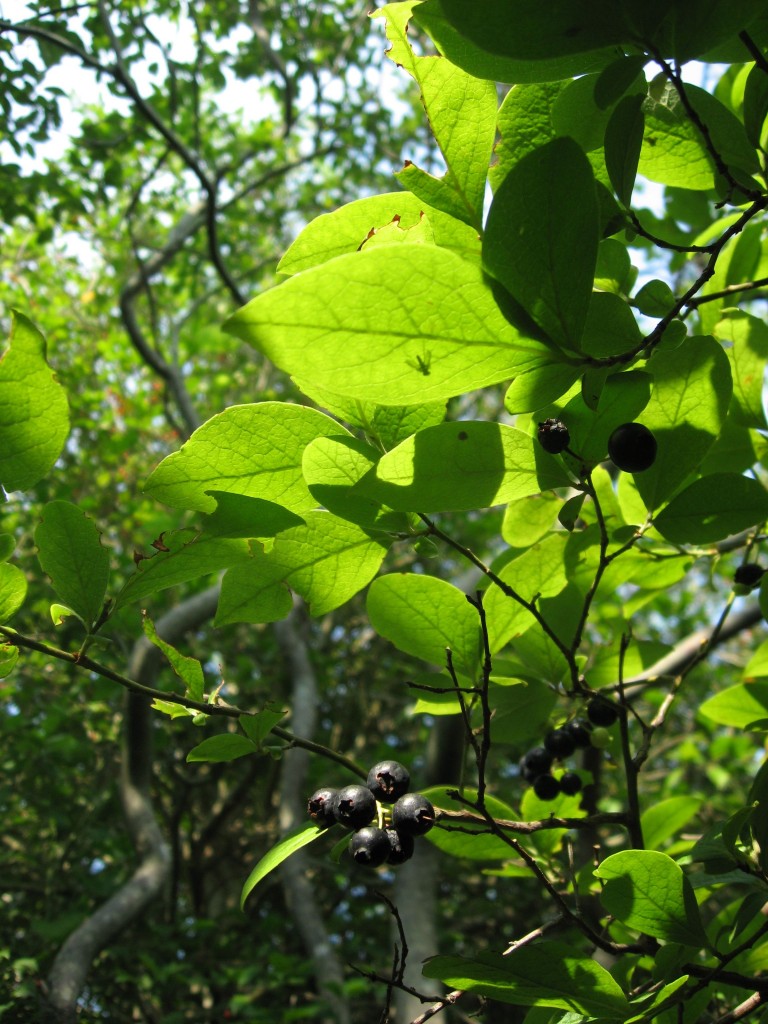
<box><xmin>596</xmin><ymin>850</ymin><xmax>708</xmax><ymax>947</ymax></box>
<box><xmin>641</xmin><ymin>797</ymin><xmax>703</xmax><ymax>851</ymax></box>
<box><xmin>225</xmin><ymin>247</ymin><xmax>551</xmax><ymax>406</ymax></box>
<box><xmin>142</xmin><ymin>614</ymin><xmax>205</xmax><ymax>703</ymax></box>
<box><xmin>367</xmin><ymin>573</ymin><xmax>482</xmax><ymax>680</ymax></box>
<box><xmin>423</xmin><ymin>942</ymin><xmax>630</xmax><ymax>1017</ymax></box>
<box><xmin>145</xmin><ymin>403</ymin><xmax>348</xmax><ymax>514</ymax></box>
<box><xmin>187</xmin><ymin>733</ymin><xmax>258</xmax><ymax>764</ymax></box>
<box><xmin>35</xmin><ymin>501</ymin><xmax>110</xmax><ymax>630</ymax></box>
<box><xmin>356</xmin><ymin>422</ymin><xmax>570</xmax><ymax>513</ymax></box>
<box><xmin>0</xmin><ymin>311</ymin><xmax>69</xmax><ymax>492</ymax></box>
<box><xmin>699</xmin><ymin>683</ymin><xmax>768</xmax><ymax>728</ymax></box>
<box><xmin>605</xmin><ymin>93</ymin><xmax>645</xmax><ymax>205</ymax></box>
<box><xmin>484</xmin><ymin>137</ymin><xmax>599</xmax><ymax>351</ymax></box>
<box><xmin>423</xmin><ymin>787</ymin><xmax>520</xmax><ymax>860</ymax></box>
<box><xmin>715</xmin><ymin>312</ymin><xmax>768</xmax><ymax>429</ymax></box>
<box><xmin>216</xmin><ymin>513</ymin><xmax>388</xmax><ymax>625</ymax></box>
<box><xmin>0</xmin><ymin>562</ymin><xmax>27</xmax><ymax>623</ymax></box>
<box><xmin>240</xmin><ymin>823</ymin><xmax>327</xmax><ymax>909</ymax></box>
<box><xmin>654</xmin><ymin>474</ymin><xmax>768</xmax><ymax>544</ymax></box>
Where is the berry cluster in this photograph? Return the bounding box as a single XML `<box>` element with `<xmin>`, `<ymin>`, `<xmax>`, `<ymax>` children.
<box><xmin>537</xmin><ymin>418</ymin><xmax>658</xmax><ymax>473</ymax></box>
<box><xmin>519</xmin><ymin>698</ymin><xmax>619</xmax><ymax>801</ymax></box>
<box><xmin>307</xmin><ymin>760</ymin><xmax>435</xmax><ymax>868</ymax></box>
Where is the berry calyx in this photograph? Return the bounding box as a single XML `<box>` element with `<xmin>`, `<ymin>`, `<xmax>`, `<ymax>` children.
<box><xmin>349</xmin><ymin>826</ymin><xmax>391</xmax><ymax>867</ymax></box>
<box><xmin>519</xmin><ymin>746</ymin><xmax>554</xmax><ymax>782</ymax></box>
<box><xmin>391</xmin><ymin>793</ymin><xmax>435</xmax><ymax>836</ymax></box>
<box><xmin>366</xmin><ymin>760</ymin><xmax>410</xmax><ymax>803</ymax></box>
<box><xmin>544</xmin><ymin>727</ymin><xmax>576</xmax><ymax>759</ymax></box>
<box><xmin>587</xmin><ymin>698</ymin><xmax>619</xmax><ymax>728</ymax></box>
<box><xmin>333</xmin><ymin>784</ymin><xmax>377</xmax><ymax>830</ymax></box>
<box><xmin>734</xmin><ymin>563</ymin><xmax>765</xmax><ymax>590</ymax></box>
<box><xmin>607</xmin><ymin>422</ymin><xmax>657</xmax><ymax>473</ymax></box>
<box><xmin>533</xmin><ymin>774</ymin><xmax>560</xmax><ymax>801</ymax></box>
<box><xmin>537</xmin><ymin>418</ymin><xmax>570</xmax><ymax>455</ymax></box>
<box><xmin>565</xmin><ymin>719</ymin><xmax>592</xmax><ymax>748</ymax></box>
<box><xmin>307</xmin><ymin>787</ymin><xmax>339</xmax><ymax>828</ymax></box>
<box><xmin>559</xmin><ymin>771</ymin><xmax>583</xmax><ymax>796</ymax></box>
<box><xmin>385</xmin><ymin>828</ymin><xmax>415</xmax><ymax>865</ymax></box>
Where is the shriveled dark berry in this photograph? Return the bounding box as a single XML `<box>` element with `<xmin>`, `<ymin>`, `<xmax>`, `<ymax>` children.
<box><xmin>565</xmin><ymin>719</ymin><xmax>592</xmax><ymax>748</ymax></box>
<box><xmin>333</xmin><ymin>784</ymin><xmax>377</xmax><ymax>830</ymax></box>
<box><xmin>734</xmin><ymin>563</ymin><xmax>765</xmax><ymax>590</ymax></box>
<box><xmin>538</xmin><ymin>418</ymin><xmax>570</xmax><ymax>455</ymax></box>
<box><xmin>533</xmin><ymin>774</ymin><xmax>561</xmax><ymax>801</ymax></box>
<box><xmin>587</xmin><ymin>698</ymin><xmax>619</xmax><ymax>728</ymax></box>
<box><xmin>385</xmin><ymin>828</ymin><xmax>415</xmax><ymax>865</ymax></box>
<box><xmin>349</xmin><ymin>826</ymin><xmax>391</xmax><ymax>867</ymax></box>
<box><xmin>544</xmin><ymin>727</ymin><xmax>576</xmax><ymax>759</ymax></box>
<box><xmin>307</xmin><ymin>787</ymin><xmax>339</xmax><ymax>828</ymax></box>
<box><xmin>519</xmin><ymin>746</ymin><xmax>553</xmax><ymax>782</ymax></box>
<box><xmin>391</xmin><ymin>793</ymin><xmax>435</xmax><ymax>836</ymax></box>
<box><xmin>607</xmin><ymin>422</ymin><xmax>657</xmax><ymax>473</ymax></box>
<box><xmin>366</xmin><ymin>760</ymin><xmax>410</xmax><ymax>803</ymax></box>
<box><xmin>559</xmin><ymin>771</ymin><xmax>583</xmax><ymax>796</ymax></box>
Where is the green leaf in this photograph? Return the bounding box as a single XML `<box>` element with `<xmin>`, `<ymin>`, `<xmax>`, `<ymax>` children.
<box><xmin>423</xmin><ymin>787</ymin><xmax>522</xmax><ymax>860</ymax></box>
<box><xmin>744</xmin><ymin>62</ymin><xmax>768</xmax><ymax>148</ymax></box>
<box><xmin>490</xmin><ymin>81</ymin><xmax>564</xmax><ymax>190</ymax></box>
<box><xmin>641</xmin><ymin>797</ymin><xmax>703</xmax><ymax>851</ymax></box>
<box><xmin>423</xmin><ymin>942</ymin><xmax>630</xmax><ymax>1018</ymax></box>
<box><xmin>747</xmin><ymin>758</ymin><xmax>768</xmax><ymax>873</ymax></box>
<box><xmin>356</xmin><ymin>422</ymin><xmax>570</xmax><ymax>513</ymax></box>
<box><xmin>715</xmin><ymin>312</ymin><xmax>768</xmax><ymax>429</ymax></box>
<box><xmin>187</xmin><ymin>733</ymin><xmax>258</xmax><ymax>764</ymax></box>
<box><xmin>595</xmin><ymin>850</ymin><xmax>708</xmax><ymax>947</ymax></box>
<box><xmin>699</xmin><ymin>683</ymin><xmax>768</xmax><ymax>728</ymax></box>
<box><xmin>502</xmin><ymin>493</ymin><xmax>559</xmax><ymax>548</ymax></box>
<box><xmin>653</xmin><ymin>474</ymin><xmax>768</xmax><ymax>544</ymax></box>
<box><xmin>0</xmin><ymin>562</ymin><xmax>27</xmax><ymax>623</ymax></box>
<box><xmin>0</xmin><ymin>642</ymin><xmax>19</xmax><ymax>678</ymax></box>
<box><xmin>0</xmin><ymin>535</ymin><xmax>16</xmax><ymax>562</ymax></box>
<box><xmin>367</xmin><ymin>573</ymin><xmax>482</xmax><ymax>680</ymax></box>
<box><xmin>142</xmin><ymin>614</ymin><xmax>205</xmax><ymax>703</ymax></box>
<box><xmin>203</xmin><ymin>492</ymin><xmax>304</xmax><ymax>539</ymax></box>
<box><xmin>743</xmin><ymin>640</ymin><xmax>768</xmax><ymax>681</ymax></box>
<box><xmin>605</xmin><ymin>93</ymin><xmax>645</xmax><ymax>205</ymax></box>
<box><xmin>0</xmin><ymin>311</ymin><xmax>69</xmax><ymax>491</ymax></box>
<box><xmin>581</xmin><ymin>293</ymin><xmax>642</xmax><ymax>359</ymax></box>
<box><xmin>484</xmin><ymin>137</ymin><xmax>599</xmax><ymax>350</ymax></box>
<box><xmin>35</xmin><ymin>500</ymin><xmax>110</xmax><ymax>630</ymax></box>
<box><xmin>145</xmin><ymin>403</ymin><xmax>348</xmax><ymax>514</ymax></box>
<box><xmin>240</xmin><ymin>823</ymin><xmax>327</xmax><ymax>909</ymax></box>
<box><xmin>504</xmin><ymin>363</ymin><xmax>581</xmax><ymax>415</ymax></box>
<box><xmin>635</xmin><ymin>279</ymin><xmax>676</xmax><ymax>317</ymax></box>
<box><xmin>224</xmin><ymin>247</ymin><xmax>551</xmax><ymax>406</ymax></box>
<box><xmin>216</xmin><ymin>513</ymin><xmax>388</xmax><ymax>625</ymax></box>
<box><xmin>240</xmin><ymin>705</ymin><xmax>287</xmax><ymax>747</ymax></box>
<box><xmin>490</xmin><ymin>678</ymin><xmax>557</xmax><ymax>744</ymax></box>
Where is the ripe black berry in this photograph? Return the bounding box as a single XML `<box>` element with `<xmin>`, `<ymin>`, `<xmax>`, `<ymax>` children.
<box><xmin>544</xmin><ymin>728</ymin><xmax>576</xmax><ymax>759</ymax></box>
<box><xmin>607</xmin><ymin>422</ymin><xmax>657</xmax><ymax>472</ymax></box>
<box><xmin>587</xmin><ymin>698</ymin><xmax>619</xmax><ymax>728</ymax></box>
<box><xmin>519</xmin><ymin>746</ymin><xmax>554</xmax><ymax>782</ymax></box>
<box><xmin>565</xmin><ymin>719</ymin><xmax>592</xmax><ymax>748</ymax></box>
<box><xmin>385</xmin><ymin>828</ymin><xmax>415</xmax><ymax>865</ymax></box>
<box><xmin>559</xmin><ymin>771</ymin><xmax>583</xmax><ymax>796</ymax></box>
<box><xmin>349</xmin><ymin>826</ymin><xmax>391</xmax><ymax>867</ymax></box>
<box><xmin>538</xmin><ymin>418</ymin><xmax>570</xmax><ymax>455</ymax></box>
<box><xmin>391</xmin><ymin>793</ymin><xmax>435</xmax><ymax>836</ymax></box>
<box><xmin>333</xmin><ymin>784</ymin><xmax>377</xmax><ymax>830</ymax></box>
<box><xmin>366</xmin><ymin>760</ymin><xmax>410</xmax><ymax>803</ymax></box>
<box><xmin>533</xmin><ymin>774</ymin><xmax>561</xmax><ymax>801</ymax></box>
<box><xmin>734</xmin><ymin>563</ymin><xmax>765</xmax><ymax>590</ymax></box>
<box><xmin>307</xmin><ymin>787</ymin><xmax>339</xmax><ymax>828</ymax></box>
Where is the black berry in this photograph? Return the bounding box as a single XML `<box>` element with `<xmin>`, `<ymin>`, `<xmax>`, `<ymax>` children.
<box><xmin>307</xmin><ymin>787</ymin><xmax>339</xmax><ymax>828</ymax></box>
<box><xmin>385</xmin><ymin>828</ymin><xmax>415</xmax><ymax>865</ymax></box>
<box><xmin>333</xmin><ymin>784</ymin><xmax>377</xmax><ymax>830</ymax></box>
<box><xmin>366</xmin><ymin>760</ymin><xmax>410</xmax><ymax>803</ymax></box>
<box><xmin>533</xmin><ymin>774</ymin><xmax>561</xmax><ymax>801</ymax></box>
<box><xmin>520</xmin><ymin>746</ymin><xmax>554</xmax><ymax>782</ymax></box>
<box><xmin>587</xmin><ymin>698</ymin><xmax>619</xmax><ymax>728</ymax></box>
<box><xmin>544</xmin><ymin>727</ymin><xmax>576</xmax><ymax>759</ymax></box>
<box><xmin>538</xmin><ymin>418</ymin><xmax>570</xmax><ymax>455</ymax></box>
<box><xmin>349</xmin><ymin>826</ymin><xmax>391</xmax><ymax>867</ymax></box>
<box><xmin>559</xmin><ymin>771</ymin><xmax>583</xmax><ymax>796</ymax></box>
<box><xmin>607</xmin><ymin>422</ymin><xmax>657</xmax><ymax>472</ymax></box>
<box><xmin>391</xmin><ymin>793</ymin><xmax>435</xmax><ymax>836</ymax></box>
<box><xmin>565</xmin><ymin>719</ymin><xmax>592</xmax><ymax>748</ymax></box>
<box><xmin>734</xmin><ymin>563</ymin><xmax>765</xmax><ymax>589</ymax></box>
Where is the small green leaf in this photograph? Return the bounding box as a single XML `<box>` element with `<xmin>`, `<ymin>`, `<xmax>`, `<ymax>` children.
<box><xmin>700</xmin><ymin>683</ymin><xmax>768</xmax><ymax>728</ymax></box>
<box><xmin>151</xmin><ymin>699</ymin><xmax>196</xmax><ymax>720</ymax></box>
<box><xmin>187</xmin><ymin>733</ymin><xmax>258</xmax><ymax>764</ymax></box>
<box><xmin>634</xmin><ymin>279</ymin><xmax>676</xmax><ymax>317</ymax></box>
<box><xmin>240</xmin><ymin>705</ymin><xmax>287</xmax><ymax>747</ymax></box>
<box><xmin>0</xmin><ymin>562</ymin><xmax>27</xmax><ymax>623</ymax></box>
<box><xmin>142</xmin><ymin>614</ymin><xmax>205</xmax><ymax>703</ymax></box>
<box><xmin>50</xmin><ymin>603</ymin><xmax>77</xmax><ymax>627</ymax></box>
<box><xmin>241</xmin><ymin>823</ymin><xmax>327</xmax><ymax>909</ymax></box>
<box><xmin>641</xmin><ymin>797</ymin><xmax>703</xmax><ymax>851</ymax></box>
<box><xmin>504</xmin><ymin>362</ymin><xmax>581</xmax><ymax>415</ymax></box>
<box><xmin>35</xmin><ymin>501</ymin><xmax>110</xmax><ymax>630</ymax></box>
<box><xmin>605</xmin><ymin>93</ymin><xmax>645</xmax><ymax>205</ymax></box>
<box><xmin>0</xmin><ymin>642</ymin><xmax>19</xmax><ymax>677</ymax></box>
<box><xmin>423</xmin><ymin>787</ymin><xmax>521</xmax><ymax>861</ymax></box>
<box><xmin>0</xmin><ymin>312</ymin><xmax>69</xmax><ymax>492</ymax></box>
<box><xmin>715</xmin><ymin>312</ymin><xmax>768</xmax><ymax>429</ymax></box>
<box><xmin>0</xmin><ymin>535</ymin><xmax>15</xmax><ymax>562</ymax></box>
<box><xmin>653</xmin><ymin>474</ymin><xmax>768</xmax><ymax>545</ymax></box>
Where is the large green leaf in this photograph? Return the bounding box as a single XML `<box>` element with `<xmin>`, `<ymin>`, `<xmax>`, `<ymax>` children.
<box><xmin>367</xmin><ymin>573</ymin><xmax>482</xmax><ymax>680</ymax></box>
<box><xmin>356</xmin><ymin>422</ymin><xmax>570</xmax><ymax>513</ymax></box>
<box><xmin>423</xmin><ymin>943</ymin><xmax>630</xmax><ymax>1018</ymax></box>
<box><xmin>144</xmin><ymin>403</ymin><xmax>347</xmax><ymax>514</ymax></box>
<box><xmin>224</xmin><ymin>247</ymin><xmax>551</xmax><ymax>406</ymax></box>
<box><xmin>0</xmin><ymin>311</ymin><xmax>69</xmax><ymax>492</ymax></box>
<box><xmin>216</xmin><ymin>513</ymin><xmax>389</xmax><ymax>625</ymax></box>
<box><xmin>699</xmin><ymin>683</ymin><xmax>768</xmax><ymax>729</ymax></box>
<box><xmin>715</xmin><ymin>312</ymin><xmax>768</xmax><ymax>429</ymax></box>
<box><xmin>35</xmin><ymin>500</ymin><xmax>110</xmax><ymax>630</ymax></box>
<box><xmin>240</xmin><ymin>823</ymin><xmax>327</xmax><ymax>909</ymax></box>
<box><xmin>490</xmin><ymin>82</ymin><xmax>564</xmax><ymax>190</ymax></box>
<box><xmin>0</xmin><ymin>562</ymin><xmax>27</xmax><ymax>624</ymax></box>
<box><xmin>596</xmin><ymin>850</ymin><xmax>708</xmax><ymax>947</ymax></box>
<box><xmin>641</xmin><ymin>797</ymin><xmax>703</xmax><ymax>851</ymax></box>
<box><xmin>489</xmin><ymin>678</ymin><xmax>557</xmax><ymax>744</ymax></box>
<box><xmin>423</xmin><ymin>788</ymin><xmax>521</xmax><ymax>860</ymax></box>
<box><xmin>484</xmin><ymin>138</ymin><xmax>599</xmax><ymax>351</ymax></box>
<box><xmin>654</xmin><ymin>474</ymin><xmax>768</xmax><ymax>544</ymax></box>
